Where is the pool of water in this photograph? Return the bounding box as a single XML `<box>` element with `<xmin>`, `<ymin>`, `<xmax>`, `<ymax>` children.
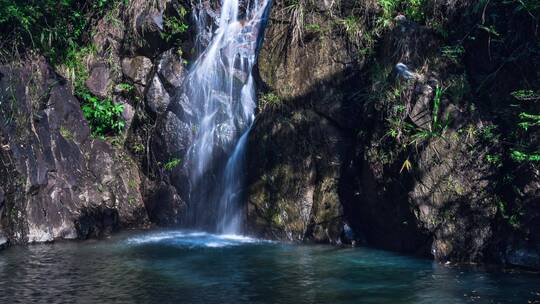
<box><xmin>0</xmin><ymin>229</ymin><xmax>539</xmax><ymax>303</ymax></box>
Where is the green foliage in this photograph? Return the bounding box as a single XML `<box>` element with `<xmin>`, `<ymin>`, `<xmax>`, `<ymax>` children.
<box><xmin>305</xmin><ymin>23</ymin><xmax>322</xmax><ymax>33</ymax></box>
<box><xmin>441</xmin><ymin>45</ymin><xmax>465</xmax><ymax>64</ymax></box>
<box><xmin>377</xmin><ymin>0</ymin><xmax>426</xmax><ymax>29</ymax></box>
<box><xmin>510</xmin><ymin>150</ymin><xmax>540</xmax><ymax>162</ymax></box>
<box><xmin>497</xmin><ymin>198</ymin><xmax>521</xmax><ymax>229</ymax></box>
<box><xmin>477</xmin><ymin>24</ymin><xmax>501</xmax><ymax>37</ymax></box>
<box><xmin>161</xmin><ymin>6</ymin><xmax>189</xmax><ymax>43</ymax></box>
<box><xmin>409</xmin><ymin>86</ymin><xmax>450</xmax><ymax>146</ymax></box>
<box><xmin>81</xmin><ymin>94</ymin><xmax>125</xmax><ymax>137</ymax></box>
<box><xmin>61</xmin><ymin>45</ymin><xmax>97</xmax><ymax>95</ymax></box>
<box><xmin>59</xmin><ymin>126</ymin><xmax>75</xmax><ymax>141</ymax></box>
<box><xmin>0</xmin><ymin>1</ymin><xmax>128</xmax><ymax>137</ymax></box>
<box><xmin>517</xmin><ymin>112</ymin><xmax>540</xmax><ymax>131</ymax></box>
<box><xmin>480</xmin><ymin>125</ymin><xmax>499</xmax><ymax>142</ymax></box>
<box><xmin>511</xmin><ymin>89</ymin><xmax>540</xmax><ymax>101</ymax></box>
<box><xmin>116</xmin><ymin>83</ymin><xmax>135</xmax><ymax>93</ymax></box>
<box><xmin>341</xmin><ymin>16</ymin><xmax>361</xmax><ymax>37</ymax></box>
<box><xmin>164</xmin><ymin>158</ymin><xmax>182</xmax><ymax>171</ymax></box>
<box><xmin>259</xmin><ymin>92</ymin><xmax>282</xmax><ymax>110</ymax></box>
<box><xmin>0</xmin><ymin>0</ymin><xmax>124</xmax><ymax>63</ymax></box>
<box><xmin>486</xmin><ymin>154</ymin><xmax>503</xmax><ymax>167</ymax></box>
<box><xmin>132</xmin><ymin>143</ymin><xmax>145</xmax><ymax>154</ymax></box>
<box><xmin>513</xmin><ymin>0</ymin><xmax>540</xmax><ymax>19</ymax></box>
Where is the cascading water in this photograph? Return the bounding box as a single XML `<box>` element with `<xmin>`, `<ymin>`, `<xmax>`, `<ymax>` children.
<box><xmin>181</xmin><ymin>0</ymin><xmax>272</xmax><ymax>233</ymax></box>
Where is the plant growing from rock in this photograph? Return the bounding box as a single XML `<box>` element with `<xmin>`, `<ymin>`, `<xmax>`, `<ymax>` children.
<box><xmin>161</xmin><ymin>5</ymin><xmax>189</xmax><ymax>44</ymax></box>
<box><xmin>258</xmin><ymin>92</ymin><xmax>282</xmax><ymax>111</ymax></box>
<box><xmin>81</xmin><ymin>94</ymin><xmax>125</xmax><ymax>138</ymax></box>
<box><xmin>164</xmin><ymin>158</ymin><xmax>182</xmax><ymax>171</ymax></box>
<box><xmin>409</xmin><ymin>86</ymin><xmax>450</xmax><ymax>146</ymax></box>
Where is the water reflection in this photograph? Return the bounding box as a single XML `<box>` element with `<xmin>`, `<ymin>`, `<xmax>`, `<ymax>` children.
<box><xmin>0</xmin><ymin>230</ymin><xmax>539</xmax><ymax>304</ymax></box>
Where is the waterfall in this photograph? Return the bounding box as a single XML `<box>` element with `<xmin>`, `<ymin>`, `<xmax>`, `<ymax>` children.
<box><xmin>180</xmin><ymin>0</ymin><xmax>272</xmax><ymax>233</ymax></box>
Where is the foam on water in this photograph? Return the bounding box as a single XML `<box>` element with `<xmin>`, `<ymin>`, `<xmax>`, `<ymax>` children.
<box><xmin>125</xmin><ymin>230</ymin><xmax>269</xmax><ymax>248</ymax></box>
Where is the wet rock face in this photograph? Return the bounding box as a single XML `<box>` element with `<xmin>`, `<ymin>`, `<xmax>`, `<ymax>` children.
<box><xmin>250</xmin><ymin>0</ymin><xmax>540</xmax><ymax>269</ymax></box>
<box><xmin>0</xmin><ymin>58</ymin><xmax>148</xmax><ymax>246</ymax></box>
<box><xmin>157</xmin><ymin>49</ymin><xmax>187</xmax><ymax>89</ymax></box>
<box><xmin>145</xmin><ymin>182</ymin><xmax>186</xmax><ymax>226</ymax></box>
<box><xmin>147</xmin><ymin>75</ymin><xmax>171</xmax><ymax>115</ymax></box>
<box><xmin>149</xmin><ymin>108</ymin><xmax>193</xmax><ymax>221</ymax></box>
<box><xmin>246</xmin><ymin>108</ymin><xmax>348</xmax><ymax>243</ymax></box>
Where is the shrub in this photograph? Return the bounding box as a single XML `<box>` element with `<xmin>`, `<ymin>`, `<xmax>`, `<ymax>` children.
<box><xmin>164</xmin><ymin>158</ymin><xmax>182</xmax><ymax>171</ymax></box>
<box><xmin>161</xmin><ymin>5</ymin><xmax>189</xmax><ymax>44</ymax></box>
<box><xmin>81</xmin><ymin>94</ymin><xmax>125</xmax><ymax>137</ymax></box>
<box><xmin>377</xmin><ymin>0</ymin><xmax>426</xmax><ymax>29</ymax></box>
<box><xmin>0</xmin><ymin>0</ymin><xmax>124</xmax><ymax>63</ymax></box>
<box><xmin>259</xmin><ymin>92</ymin><xmax>282</xmax><ymax>110</ymax></box>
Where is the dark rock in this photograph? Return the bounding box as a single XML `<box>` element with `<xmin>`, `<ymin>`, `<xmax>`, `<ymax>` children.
<box><xmin>120</xmin><ymin>101</ymin><xmax>136</xmax><ymax>132</ymax></box>
<box><xmin>75</xmin><ymin>207</ymin><xmax>120</xmax><ymax>240</ymax></box>
<box><xmin>85</xmin><ymin>63</ymin><xmax>111</xmax><ymax>98</ymax></box>
<box><xmin>246</xmin><ymin>108</ymin><xmax>347</xmax><ymax>243</ymax></box>
<box><xmin>408</xmin><ymin>83</ymin><xmax>434</xmax><ymax>129</ymax></box>
<box><xmin>122</xmin><ymin>56</ymin><xmax>153</xmax><ymax>86</ymax></box>
<box><xmin>157</xmin><ymin>49</ymin><xmax>187</xmax><ymax>90</ymax></box>
<box><xmin>0</xmin><ymin>57</ymin><xmax>149</xmax><ymax>245</ymax></box>
<box><xmin>148</xmin><ymin>110</ymin><xmax>193</xmax><ymax>224</ymax></box>
<box><xmin>145</xmin><ymin>182</ymin><xmax>186</xmax><ymax>226</ymax></box>
<box><xmin>153</xmin><ymin>111</ymin><xmax>193</xmax><ymax>160</ymax></box>
<box><xmin>147</xmin><ymin>75</ymin><xmax>171</xmax><ymax>114</ymax></box>
<box><xmin>503</xmin><ymin>247</ymin><xmax>540</xmax><ymax>269</ymax></box>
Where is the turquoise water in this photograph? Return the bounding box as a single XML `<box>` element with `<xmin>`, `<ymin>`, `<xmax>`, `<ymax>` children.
<box><xmin>0</xmin><ymin>230</ymin><xmax>539</xmax><ymax>303</ymax></box>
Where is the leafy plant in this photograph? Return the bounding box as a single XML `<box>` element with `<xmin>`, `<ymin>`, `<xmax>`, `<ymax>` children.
<box><xmin>510</xmin><ymin>150</ymin><xmax>540</xmax><ymax>162</ymax></box>
<box><xmin>480</xmin><ymin>125</ymin><xmax>499</xmax><ymax>142</ymax></box>
<box><xmin>341</xmin><ymin>16</ymin><xmax>361</xmax><ymax>37</ymax></box>
<box><xmin>0</xmin><ymin>0</ymin><xmax>125</xmax><ymax>63</ymax></box>
<box><xmin>478</xmin><ymin>24</ymin><xmax>501</xmax><ymax>37</ymax></box>
<box><xmin>81</xmin><ymin>94</ymin><xmax>125</xmax><ymax>137</ymax></box>
<box><xmin>259</xmin><ymin>92</ymin><xmax>282</xmax><ymax>110</ymax></box>
<box><xmin>305</xmin><ymin>23</ymin><xmax>322</xmax><ymax>33</ymax></box>
<box><xmin>59</xmin><ymin>126</ymin><xmax>75</xmax><ymax>141</ymax></box>
<box><xmin>161</xmin><ymin>6</ymin><xmax>189</xmax><ymax>43</ymax></box>
<box><xmin>486</xmin><ymin>154</ymin><xmax>503</xmax><ymax>167</ymax></box>
<box><xmin>511</xmin><ymin>89</ymin><xmax>540</xmax><ymax>101</ymax></box>
<box><xmin>514</xmin><ymin>0</ymin><xmax>540</xmax><ymax>19</ymax></box>
<box><xmin>59</xmin><ymin>45</ymin><xmax>97</xmax><ymax>96</ymax></box>
<box><xmin>409</xmin><ymin>86</ymin><xmax>450</xmax><ymax>146</ymax></box>
<box><xmin>517</xmin><ymin>112</ymin><xmax>540</xmax><ymax>131</ymax></box>
<box><xmin>132</xmin><ymin>143</ymin><xmax>145</xmax><ymax>154</ymax></box>
<box><xmin>376</xmin><ymin>0</ymin><xmax>426</xmax><ymax>29</ymax></box>
<box><xmin>400</xmin><ymin>158</ymin><xmax>412</xmax><ymax>173</ymax></box>
<box><xmin>164</xmin><ymin>158</ymin><xmax>182</xmax><ymax>171</ymax></box>
<box><xmin>116</xmin><ymin>83</ymin><xmax>135</xmax><ymax>93</ymax></box>
<box><xmin>497</xmin><ymin>198</ymin><xmax>521</xmax><ymax>229</ymax></box>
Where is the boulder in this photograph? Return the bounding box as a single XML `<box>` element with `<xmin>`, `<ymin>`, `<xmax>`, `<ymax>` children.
<box><xmin>0</xmin><ymin>57</ymin><xmax>149</xmax><ymax>246</ymax></box>
<box><xmin>85</xmin><ymin>63</ymin><xmax>111</xmax><ymax>98</ymax></box>
<box><xmin>246</xmin><ymin>108</ymin><xmax>347</xmax><ymax>243</ymax></box>
<box><xmin>147</xmin><ymin>75</ymin><xmax>171</xmax><ymax>114</ymax></box>
<box><xmin>145</xmin><ymin>182</ymin><xmax>186</xmax><ymax>226</ymax></box>
<box><xmin>122</xmin><ymin>56</ymin><xmax>153</xmax><ymax>86</ymax></box>
<box><xmin>157</xmin><ymin>49</ymin><xmax>187</xmax><ymax>90</ymax></box>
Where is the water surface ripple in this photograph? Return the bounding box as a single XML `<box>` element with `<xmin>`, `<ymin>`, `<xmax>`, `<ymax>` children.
<box><xmin>0</xmin><ymin>230</ymin><xmax>539</xmax><ymax>304</ymax></box>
